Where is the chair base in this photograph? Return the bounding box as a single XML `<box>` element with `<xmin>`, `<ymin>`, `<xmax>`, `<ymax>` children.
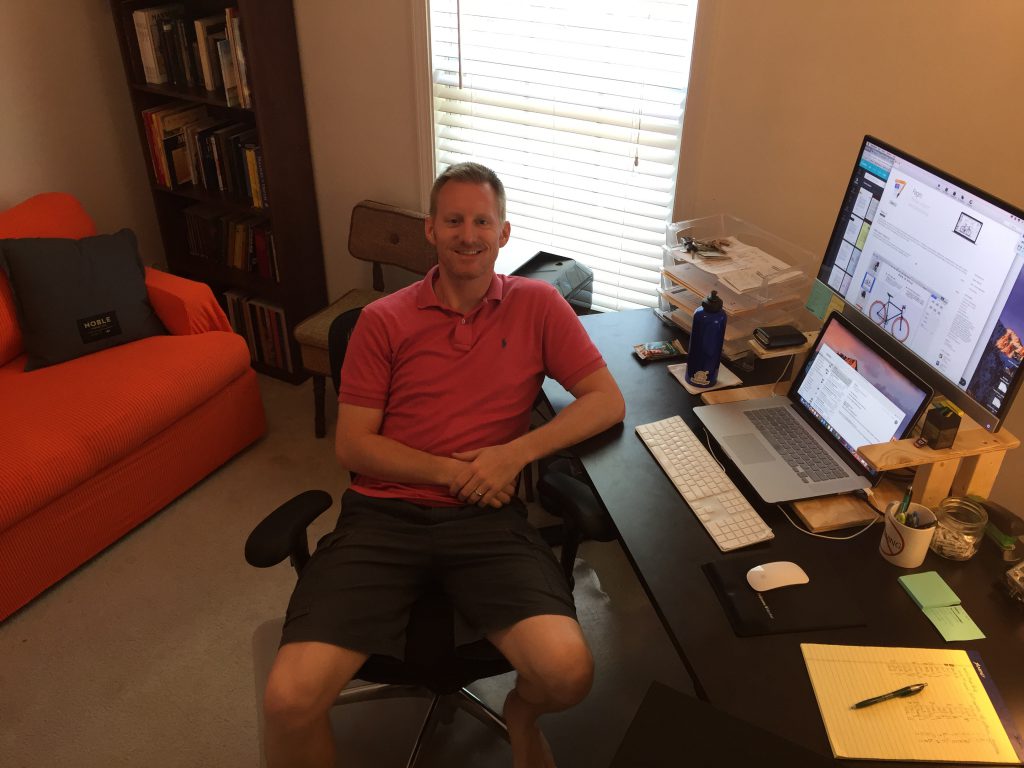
<box><xmin>335</xmin><ymin>682</ymin><xmax>509</xmax><ymax>767</ymax></box>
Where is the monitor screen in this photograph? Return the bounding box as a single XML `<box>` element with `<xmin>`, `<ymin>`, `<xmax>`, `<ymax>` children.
<box><xmin>816</xmin><ymin>135</ymin><xmax>1024</xmax><ymax>431</ymax></box>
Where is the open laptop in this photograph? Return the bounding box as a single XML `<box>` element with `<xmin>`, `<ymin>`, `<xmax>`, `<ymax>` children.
<box><xmin>693</xmin><ymin>312</ymin><xmax>932</xmax><ymax>503</ymax></box>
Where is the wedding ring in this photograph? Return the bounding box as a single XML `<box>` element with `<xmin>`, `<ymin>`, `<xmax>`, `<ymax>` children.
<box><xmin>475</xmin><ymin>490</ymin><xmax>484</xmax><ymax>496</ymax></box>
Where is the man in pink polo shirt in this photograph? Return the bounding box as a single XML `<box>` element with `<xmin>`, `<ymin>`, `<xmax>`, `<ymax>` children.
<box><xmin>263</xmin><ymin>162</ymin><xmax>625</xmax><ymax>768</ymax></box>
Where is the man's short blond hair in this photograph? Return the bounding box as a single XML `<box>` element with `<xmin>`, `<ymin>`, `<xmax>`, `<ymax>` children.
<box><xmin>429</xmin><ymin>162</ymin><xmax>506</xmax><ymax>221</ymax></box>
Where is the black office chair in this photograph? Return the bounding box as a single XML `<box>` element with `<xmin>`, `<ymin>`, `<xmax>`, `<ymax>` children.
<box><xmin>327</xmin><ymin>307</ymin><xmax>617</xmax><ymax>588</ymax></box>
<box><xmin>245</xmin><ymin>308</ymin><xmax>611</xmax><ymax>766</ymax></box>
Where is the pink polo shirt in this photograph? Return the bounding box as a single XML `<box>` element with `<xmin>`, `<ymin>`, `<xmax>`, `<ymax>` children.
<box><xmin>339</xmin><ymin>266</ymin><xmax>606</xmax><ymax>505</ymax></box>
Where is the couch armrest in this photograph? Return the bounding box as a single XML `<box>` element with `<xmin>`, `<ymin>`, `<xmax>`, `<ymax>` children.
<box><xmin>145</xmin><ymin>267</ymin><xmax>231</xmax><ymax>335</ymax></box>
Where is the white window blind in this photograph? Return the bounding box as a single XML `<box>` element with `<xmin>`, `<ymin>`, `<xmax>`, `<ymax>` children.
<box><xmin>429</xmin><ymin>0</ymin><xmax>698</xmax><ymax>311</ymax></box>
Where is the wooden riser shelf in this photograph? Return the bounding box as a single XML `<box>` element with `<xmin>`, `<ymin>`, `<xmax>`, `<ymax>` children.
<box><xmin>700</xmin><ymin>382</ymin><xmax>1019</xmax><ymax>523</ymax></box>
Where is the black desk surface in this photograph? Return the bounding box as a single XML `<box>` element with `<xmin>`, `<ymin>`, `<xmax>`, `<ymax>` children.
<box><xmin>543</xmin><ymin>308</ymin><xmax>1024</xmax><ymax>765</ymax></box>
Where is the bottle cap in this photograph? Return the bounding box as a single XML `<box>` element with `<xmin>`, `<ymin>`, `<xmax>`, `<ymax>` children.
<box><xmin>702</xmin><ymin>290</ymin><xmax>723</xmax><ymax>313</ymax></box>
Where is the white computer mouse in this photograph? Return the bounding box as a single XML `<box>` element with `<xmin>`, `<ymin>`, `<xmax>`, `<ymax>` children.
<box><xmin>746</xmin><ymin>561</ymin><xmax>810</xmax><ymax>592</ymax></box>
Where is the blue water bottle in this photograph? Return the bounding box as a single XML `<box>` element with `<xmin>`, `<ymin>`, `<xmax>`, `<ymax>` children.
<box><xmin>686</xmin><ymin>290</ymin><xmax>726</xmax><ymax>388</ymax></box>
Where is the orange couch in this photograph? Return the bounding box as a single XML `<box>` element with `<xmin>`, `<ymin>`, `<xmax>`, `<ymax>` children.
<box><xmin>0</xmin><ymin>193</ymin><xmax>266</xmax><ymax>621</ymax></box>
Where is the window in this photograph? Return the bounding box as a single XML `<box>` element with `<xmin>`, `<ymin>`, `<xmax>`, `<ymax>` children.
<box><xmin>429</xmin><ymin>0</ymin><xmax>698</xmax><ymax>311</ymax></box>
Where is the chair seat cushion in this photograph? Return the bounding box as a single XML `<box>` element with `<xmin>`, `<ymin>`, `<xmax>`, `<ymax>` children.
<box><xmin>0</xmin><ymin>331</ymin><xmax>252</xmax><ymax>531</ymax></box>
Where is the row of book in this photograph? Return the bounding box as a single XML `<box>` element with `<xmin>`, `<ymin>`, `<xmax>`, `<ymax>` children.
<box><xmin>132</xmin><ymin>4</ymin><xmax>252</xmax><ymax>107</ymax></box>
<box><xmin>184</xmin><ymin>205</ymin><xmax>279</xmax><ymax>281</ymax></box>
<box><xmin>143</xmin><ymin>102</ymin><xmax>268</xmax><ymax>206</ymax></box>
<box><xmin>225</xmin><ymin>291</ymin><xmax>293</xmax><ymax>372</ymax></box>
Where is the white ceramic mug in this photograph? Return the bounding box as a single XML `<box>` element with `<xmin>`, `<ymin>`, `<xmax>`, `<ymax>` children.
<box><xmin>879</xmin><ymin>501</ymin><xmax>937</xmax><ymax>568</ymax></box>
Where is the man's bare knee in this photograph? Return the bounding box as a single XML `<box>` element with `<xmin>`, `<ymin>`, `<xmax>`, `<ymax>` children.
<box><xmin>263</xmin><ymin>642</ymin><xmax>365</xmax><ymax>733</ymax></box>
<box><xmin>554</xmin><ymin>648</ymin><xmax>594</xmax><ymax>706</ymax></box>
<box><xmin>527</xmin><ymin>644</ymin><xmax>594</xmax><ymax>710</ymax></box>
<box><xmin>264</xmin><ymin>669</ymin><xmax>331</xmax><ymax>732</ymax></box>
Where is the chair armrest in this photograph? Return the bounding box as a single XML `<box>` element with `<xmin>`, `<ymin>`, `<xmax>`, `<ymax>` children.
<box><xmin>245</xmin><ymin>490</ymin><xmax>334</xmax><ymax>572</ymax></box>
<box><xmin>145</xmin><ymin>267</ymin><xmax>232</xmax><ymax>335</ymax></box>
<box><xmin>538</xmin><ymin>470</ymin><xmax>617</xmax><ymax>543</ymax></box>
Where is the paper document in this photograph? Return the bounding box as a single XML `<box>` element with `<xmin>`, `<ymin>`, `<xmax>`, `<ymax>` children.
<box><xmin>671</xmin><ymin>236</ymin><xmax>796</xmax><ymax>294</ymax></box>
<box><xmin>801</xmin><ymin>644</ymin><xmax>1019</xmax><ymax>764</ymax></box>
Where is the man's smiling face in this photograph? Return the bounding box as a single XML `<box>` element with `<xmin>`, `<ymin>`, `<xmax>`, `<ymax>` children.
<box><xmin>425</xmin><ymin>180</ymin><xmax>510</xmax><ymax>284</ymax></box>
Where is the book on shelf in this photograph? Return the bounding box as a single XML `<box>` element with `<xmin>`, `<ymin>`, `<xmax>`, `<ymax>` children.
<box><xmin>223</xmin><ymin>290</ymin><xmax>256</xmax><ymax>359</ymax></box>
<box><xmin>142</xmin><ymin>102</ymin><xmax>209</xmax><ymax>188</ymax></box>
<box><xmin>242</xmin><ymin>141</ymin><xmax>269</xmax><ymax>209</ymax></box>
<box><xmin>216</xmin><ymin>36</ymin><xmax>239</xmax><ymax>107</ymax></box>
<box><xmin>184</xmin><ymin>205</ymin><xmax>278</xmax><ymax>281</ymax></box>
<box><xmin>254</xmin><ymin>145</ymin><xmax>268</xmax><ymax>207</ymax></box>
<box><xmin>223</xmin><ymin>290</ymin><xmax>292</xmax><ymax>372</ymax></box>
<box><xmin>193</xmin><ymin>14</ymin><xmax>226</xmax><ymax>91</ymax></box>
<box><xmin>180</xmin><ymin>116</ymin><xmax>222</xmax><ymax>188</ymax></box>
<box><xmin>132</xmin><ymin>4</ymin><xmax>183</xmax><ymax>85</ymax></box>
<box><xmin>156</xmin><ymin>17</ymin><xmax>184</xmax><ymax>87</ymax></box>
<box><xmin>226</xmin><ymin>8</ymin><xmax>253</xmax><ymax>108</ymax></box>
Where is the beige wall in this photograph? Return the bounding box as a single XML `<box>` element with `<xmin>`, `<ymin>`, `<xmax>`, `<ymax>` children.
<box><xmin>294</xmin><ymin>0</ymin><xmax>427</xmax><ymax>299</ymax></box>
<box><xmin>0</xmin><ymin>0</ymin><xmax>161</xmax><ymax>264</ymax></box>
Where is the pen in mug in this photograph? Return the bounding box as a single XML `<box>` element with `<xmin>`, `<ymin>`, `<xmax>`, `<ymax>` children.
<box><xmin>851</xmin><ymin>683</ymin><xmax>927</xmax><ymax>710</ymax></box>
<box><xmin>897</xmin><ymin>484</ymin><xmax>913</xmax><ymax>516</ymax></box>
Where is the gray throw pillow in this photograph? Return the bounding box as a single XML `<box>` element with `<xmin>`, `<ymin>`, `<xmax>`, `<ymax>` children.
<box><xmin>0</xmin><ymin>229</ymin><xmax>166</xmax><ymax>370</ymax></box>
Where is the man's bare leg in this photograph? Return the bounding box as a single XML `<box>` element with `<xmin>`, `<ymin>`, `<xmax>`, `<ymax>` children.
<box><xmin>262</xmin><ymin>641</ymin><xmax>368</xmax><ymax>768</ymax></box>
<box><xmin>488</xmin><ymin>615</ymin><xmax>594</xmax><ymax>768</ymax></box>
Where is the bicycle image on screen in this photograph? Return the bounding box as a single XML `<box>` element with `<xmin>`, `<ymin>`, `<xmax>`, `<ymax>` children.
<box><xmin>869</xmin><ymin>293</ymin><xmax>911</xmax><ymax>341</ymax></box>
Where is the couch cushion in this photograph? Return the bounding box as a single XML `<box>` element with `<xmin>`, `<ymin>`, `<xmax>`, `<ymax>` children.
<box><xmin>1</xmin><ymin>229</ymin><xmax>166</xmax><ymax>370</ymax></box>
<box><xmin>0</xmin><ymin>193</ymin><xmax>97</xmax><ymax>366</ymax></box>
<box><xmin>0</xmin><ymin>330</ymin><xmax>253</xmax><ymax>531</ymax></box>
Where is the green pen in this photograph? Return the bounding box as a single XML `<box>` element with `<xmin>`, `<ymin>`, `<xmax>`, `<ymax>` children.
<box><xmin>897</xmin><ymin>484</ymin><xmax>913</xmax><ymax>517</ymax></box>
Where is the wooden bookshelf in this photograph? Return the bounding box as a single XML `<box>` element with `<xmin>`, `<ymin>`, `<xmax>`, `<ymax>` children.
<box><xmin>108</xmin><ymin>0</ymin><xmax>327</xmax><ymax>383</ymax></box>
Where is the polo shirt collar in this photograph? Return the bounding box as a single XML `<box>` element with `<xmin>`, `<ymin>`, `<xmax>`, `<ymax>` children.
<box><xmin>417</xmin><ymin>265</ymin><xmax>506</xmax><ymax>312</ymax></box>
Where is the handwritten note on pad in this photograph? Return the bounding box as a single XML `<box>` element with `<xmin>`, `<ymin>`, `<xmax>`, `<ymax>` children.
<box><xmin>801</xmin><ymin>644</ymin><xmax>1020</xmax><ymax>764</ymax></box>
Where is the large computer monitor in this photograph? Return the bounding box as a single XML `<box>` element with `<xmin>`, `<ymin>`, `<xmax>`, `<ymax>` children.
<box><xmin>816</xmin><ymin>135</ymin><xmax>1024</xmax><ymax>432</ymax></box>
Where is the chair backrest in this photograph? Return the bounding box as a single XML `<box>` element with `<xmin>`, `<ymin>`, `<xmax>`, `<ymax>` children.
<box><xmin>328</xmin><ymin>307</ymin><xmax>363</xmax><ymax>395</ymax></box>
<box><xmin>347</xmin><ymin>200</ymin><xmax>437</xmax><ymax>291</ymax></box>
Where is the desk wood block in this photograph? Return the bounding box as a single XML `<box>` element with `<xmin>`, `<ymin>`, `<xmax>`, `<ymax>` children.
<box><xmin>788</xmin><ymin>481</ymin><xmax>911</xmax><ymax>532</ymax></box>
<box><xmin>790</xmin><ymin>495</ymin><xmax>879</xmax><ymax>532</ymax></box>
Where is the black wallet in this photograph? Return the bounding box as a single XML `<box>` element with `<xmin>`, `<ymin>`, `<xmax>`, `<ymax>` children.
<box><xmin>753</xmin><ymin>324</ymin><xmax>805</xmax><ymax>349</ymax></box>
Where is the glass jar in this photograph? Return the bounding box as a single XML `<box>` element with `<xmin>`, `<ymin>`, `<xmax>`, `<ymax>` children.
<box><xmin>929</xmin><ymin>496</ymin><xmax>988</xmax><ymax>560</ymax></box>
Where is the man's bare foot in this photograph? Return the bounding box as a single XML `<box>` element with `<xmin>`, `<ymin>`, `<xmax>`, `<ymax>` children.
<box><xmin>503</xmin><ymin>689</ymin><xmax>556</xmax><ymax>768</ymax></box>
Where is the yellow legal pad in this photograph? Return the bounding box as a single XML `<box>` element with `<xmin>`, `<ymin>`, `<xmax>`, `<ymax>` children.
<box><xmin>801</xmin><ymin>644</ymin><xmax>1020</xmax><ymax>764</ymax></box>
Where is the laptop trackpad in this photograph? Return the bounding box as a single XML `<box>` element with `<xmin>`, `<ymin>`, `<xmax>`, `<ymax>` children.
<box><xmin>722</xmin><ymin>433</ymin><xmax>775</xmax><ymax>464</ymax></box>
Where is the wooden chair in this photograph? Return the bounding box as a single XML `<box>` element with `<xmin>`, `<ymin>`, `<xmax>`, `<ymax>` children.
<box><xmin>294</xmin><ymin>200</ymin><xmax>437</xmax><ymax>437</ymax></box>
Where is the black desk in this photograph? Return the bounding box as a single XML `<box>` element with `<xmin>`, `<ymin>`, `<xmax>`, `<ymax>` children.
<box><xmin>544</xmin><ymin>309</ymin><xmax>1024</xmax><ymax>764</ymax></box>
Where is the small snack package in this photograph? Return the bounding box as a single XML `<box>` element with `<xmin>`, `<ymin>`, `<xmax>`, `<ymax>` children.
<box><xmin>633</xmin><ymin>338</ymin><xmax>686</xmax><ymax>362</ymax></box>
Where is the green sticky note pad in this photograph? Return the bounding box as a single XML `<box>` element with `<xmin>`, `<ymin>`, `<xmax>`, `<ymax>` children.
<box><xmin>898</xmin><ymin>571</ymin><xmax>960</xmax><ymax>609</ymax></box>
<box><xmin>922</xmin><ymin>605</ymin><xmax>986</xmax><ymax>641</ymax></box>
<box><xmin>805</xmin><ymin>281</ymin><xmax>832</xmax><ymax>319</ymax></box>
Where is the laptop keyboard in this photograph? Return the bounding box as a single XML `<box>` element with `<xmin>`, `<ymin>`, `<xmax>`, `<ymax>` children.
<box><xmin>744</xmin><ymin>407</ymin><xmax>848</xmax><ymax>484</ymax></box>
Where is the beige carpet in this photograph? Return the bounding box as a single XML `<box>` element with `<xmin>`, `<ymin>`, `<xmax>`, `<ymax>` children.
<box><xmin>1</xmin><ymin>375</ymin><xmax>690</xmax><ymax>767</ymax></box>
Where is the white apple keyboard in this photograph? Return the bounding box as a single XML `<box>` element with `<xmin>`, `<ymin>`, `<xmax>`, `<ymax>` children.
<box><xmin>636</xmin><ymin>415</ymin><xmax>774</xmax><ymax>551</ymax></box>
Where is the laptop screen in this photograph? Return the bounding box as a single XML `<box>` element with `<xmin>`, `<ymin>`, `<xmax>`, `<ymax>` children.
<box><xmin>790</xmin><ymin>313</ymin><xmax>932</xmax><ymax>473</ymax></box>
